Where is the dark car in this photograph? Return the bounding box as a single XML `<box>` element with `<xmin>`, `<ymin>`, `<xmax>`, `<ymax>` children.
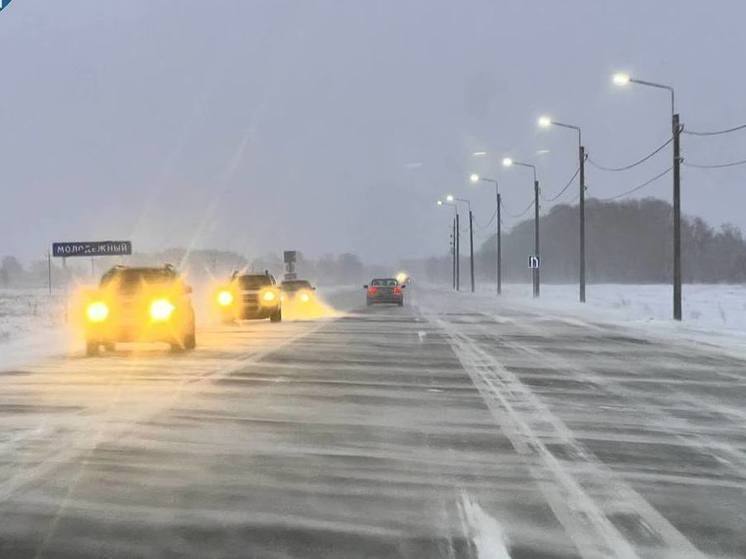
<box><xmin>280</xmin><ymin>279</ymin><xmax>317</xmax><ymax>304</ymax></box>
<box><xmin>364</xmin><ymin>278</ymin><xmax>405</xmax><ymax>306</ymax></box>
<box><xmin>215</xmin><ymin>271</ymin><xmax>282</xmax><ymax>322</ymax></box>
<box><xmin>82</xmin><ymin>265</ymin><xmax>196</xmax><ymax>355</ymax></box>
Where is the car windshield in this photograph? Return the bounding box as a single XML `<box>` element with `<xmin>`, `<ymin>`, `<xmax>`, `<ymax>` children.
<box><xmin>281</xmin><ymin>280</ymin><xmax>311</xmax><ymax>291</ymax></box>
<box><xmin>101</xmin><ymin>268</ymin><xmax>176</xmax><ymax>289</ymax></box>
<box><xmin>238</xmin><ymin>275</ymin><xmax>272</xmax><ymax>289</ymax></box>
<box><xmin>371</xmin><ymin>279</ymin><xmax>397</xmax><ymax>287</ymax></box>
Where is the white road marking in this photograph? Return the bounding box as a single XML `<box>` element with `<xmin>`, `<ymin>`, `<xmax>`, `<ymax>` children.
<box><xmin>428</xmin><ymin>312</ymin><xmax>708</xmax><ymax>559</ymax></box>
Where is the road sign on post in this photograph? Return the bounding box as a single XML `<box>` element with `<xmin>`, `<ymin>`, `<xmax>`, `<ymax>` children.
<box><xmin>52</xmin><ymin>241</ymin><xmax>132</xmax><ymax>258</ymax></box>
<box><xmin>283</xmin><ymin>250</ymin><xmax>297</xmax><ymax>280</ymax></box>
<box><xmin>528</xmin><ymin>255</ymin><xmax>540</xmax><ymax>269</ymax></box>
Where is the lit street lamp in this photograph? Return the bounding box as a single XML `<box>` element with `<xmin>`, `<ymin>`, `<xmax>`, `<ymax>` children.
<box><xmin>613</xmin><ymin>72</ymin><xmax>682</xmax><ymax>320</ymax></box>
<box><xmin>538</xmin><ymin>114</ymin><xmax>587</xmax><ymax>302</ymax></box>
<box><xmin>470</xmin><ymin>173</ymin><xmax>501</xmax><ymax>295</ymax></box>
<box><xmin>503</xmin><ymin>157</ymin><xmax>541</xmax><ymax>297</ymax></box>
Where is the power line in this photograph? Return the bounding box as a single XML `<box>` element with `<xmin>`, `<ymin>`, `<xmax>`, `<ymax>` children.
<box><xmin>475</xmin><ymin>208</ymin><xmax>498</xmax><ymax>230</ymax></box>
<box><xmin>541</xmin><ymin>166</ymin><xmax>580</xmax><ymax>202</ymax></box>
<box><xmin>588</xmin><ymin>137</ymin><xmax>672</xmax><ymax>172</ymax></box>
<box><xmin>684</xmin><ymin>123</ymin><xmax>746</xmax><ymax>136</ymax></box>
<box><xmin>684</xmin><ymin>158</ymin><xmax>746</xmax><ymax>169</ymax></box>
<box><xmin>501</xmin><ymin>198</ymin><xmax>534</xmax><ymax>219</ymax></box>
<box><xmin>597</xmin><ymin>167</ymin><xmax>672</xmax><ymax>201</ymax></box>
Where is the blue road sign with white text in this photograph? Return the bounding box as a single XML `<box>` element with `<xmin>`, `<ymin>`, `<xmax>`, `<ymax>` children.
<box><xmin>52</xmin><ymin>241</ymin><xmax>132</xmax><ymax>258</ymax></box>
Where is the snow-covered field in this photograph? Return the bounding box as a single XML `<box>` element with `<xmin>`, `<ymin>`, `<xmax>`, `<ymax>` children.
<box><xmin>488</xmin><ymin>283</ymin><xmax>746</xmax><ymax>330</ymax></box>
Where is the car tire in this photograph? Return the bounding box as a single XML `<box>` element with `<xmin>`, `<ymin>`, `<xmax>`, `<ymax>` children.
<box><xmin>86</xmin><ymin>341</ymin><xmax>99</xmax><ymax>357</ymax></box>
<box><xmin>183</xmin><ymin>332</ymin><xmax>196</xmax><ymax>350</ymax></box>
<box><xmin>270</xmin><ymin>309</ymin><xmax>282</xmax><ymax>322</ymax></box>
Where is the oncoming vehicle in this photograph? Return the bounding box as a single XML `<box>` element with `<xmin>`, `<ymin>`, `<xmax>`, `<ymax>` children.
<box><xmin>82</xmin><ymin>265</ymin><xmax>196</xmax><ymax>356</ymax></box>
<box><xmin>364</xmin><ymin>278</ymin><xmax>405</xmax><ymax>306</ymax></box>
<box><xmin>280</xmin><ymin>279</ymin><xmax>317</xmax><ymax>304</ymax></box>
<box><xmin>215</xmin><ymin>271</ymin><xmax>282</xmax><ymax>322</ymax></box>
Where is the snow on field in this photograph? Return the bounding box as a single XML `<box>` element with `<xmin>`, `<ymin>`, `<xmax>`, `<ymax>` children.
<box><xmin>451</xmin><ymin>282</ymin><xmax>746</xmax><ymax>356</ymax></box>
<box><xmin>0</xmin><ymin>288</ymin><xmax>70</xmax><ymax>369</ymax></box>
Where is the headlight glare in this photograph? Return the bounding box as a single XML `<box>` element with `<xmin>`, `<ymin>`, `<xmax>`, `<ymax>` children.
<box><xmin>86</xmin><ymin>301</ymin><xmax>109</xmax><ymax>323</ymax></box>
<box><xmin>261</xmin><ymin>290</ymin><xmax>277</xmax><ymax>303</ymax></box>
<box><xmin>150</xmin><ymin>298</ymin><xmax>175</xmax><ymax>321</ymax></box>
<box><xmin>217</xmin><ymin>290</ymin><xmax>234</xmax><ymax>307</ymax></box>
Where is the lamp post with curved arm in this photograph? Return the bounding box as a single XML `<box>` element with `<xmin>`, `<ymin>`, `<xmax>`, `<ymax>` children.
<box><xmin>538</xmin><ymin>115</ymin><xmax>586</xmax><ymax>302</ymax></box>
<box><xmin>470</xmin><ymin>174</ymin><xmax>500</xmax><ymax>295</ymax></box>
<box><xmin>503</xmin><ymin>157</ymin><xmax>540</xmax><ymax>297</ymax></box>
<box><xmin>613</xmin><ymin>72</ymin><xmax>681</xmax><ymax>320</ymax></box>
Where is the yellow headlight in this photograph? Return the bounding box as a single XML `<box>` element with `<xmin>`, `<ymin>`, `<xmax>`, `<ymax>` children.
<box><xmin>299</xmin><ymin>292</ymin><xmax>310</xmax><ymax>303</ymax></box>
<box><xmin>86</xmin><ymin>301</ymin><xmax>109</xmax><ymax>323</ymax></box>
<box><xmin>150</xmin><ymin>298</ymin><xmax>175</xmax><ymax>321</ymax></box>
<box><xmin>261</xmin><ymin>290</ymin><xmax>277</xmax><ymax>303</ymax></box>
<box><xmin>217</xmin><ymin>290</ymin><xmax>234</xmax><ymax>307</ymax></box>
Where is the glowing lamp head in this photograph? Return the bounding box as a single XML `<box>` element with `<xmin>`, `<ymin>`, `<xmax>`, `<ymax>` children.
<box><xmin>502</xmin><ymin>157</ymin><xmax>513</xmax><ymax>168</ymax></box>
<box><xmin>469</xmin><ymin>173</ymin><xmax>480</xmax><ymax>183</ymax></box>
<box><xmin>262</xmin><ymin>290</ymin><xmax>277</xmax><ymax>303</ymax></box>
<box><xmin>396</xmin><ymin>272</ymin><xmax>408</xmax><ymax>284</ymax></box>
<box><xmin>217</xmin><ymin>290</ymin><xmax>234</xmax><ymax>307</ymax></box>
<box><xmin>437</xmin><ymin>200</ymin><xmax>443</xmax><ymax>206</ymax></box>
<box><xmin>612</xmin><ymin>73</ymin><xmax>630</xmax><ymax>86</ymax></box>
<box><xmin>299</xmin><ymin>292</ymin><xmax>311</xmax><ymax>303</ymax></box>
<box><xmin>150</xmin><ymin>298</ymin><xmax>175</xmax><ymax>322</ymax></box>
<box><xmin>538</xmin><ymin>115</ymin><xmax>552</xmax><ymax>128</ymax></box>
<box><xmin>86</xmin><ymin>301</ymin><xmax>109</xmax><ymax>323</ymax></box>
<box><xmin>446</xmin><ymin>194</ymin><xmax>454</xmax><ymax>202</ymax></box>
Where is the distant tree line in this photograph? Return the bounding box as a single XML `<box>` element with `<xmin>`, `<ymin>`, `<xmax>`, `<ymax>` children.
<box><xmin>0</xmin><ymin>249</ymin><xmax>371</xmax><ymax>288</ymax></box>
<box><xmin>420</xmin><ymin>198</ymin><xmax>746</xmax><ymax>284</ymax></box>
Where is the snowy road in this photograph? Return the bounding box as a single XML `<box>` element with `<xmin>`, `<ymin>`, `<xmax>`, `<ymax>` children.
<box><xmin>0</xmin><ymin>287</ymin><xmax>745</xmax><ymax>558</ymax></box>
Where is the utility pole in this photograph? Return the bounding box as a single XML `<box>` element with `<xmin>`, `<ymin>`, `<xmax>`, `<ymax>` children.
<box><xmin>471</xmin><ymin>175</ymin><xmax>501</xmax><ymax>295</ymax></box>
<box><xmin>468</xmin><ymin>210</ymin><xmax>475</xmax><ymax>292</ymax></box>
<box><xmin>533</xmin><ymin>179</ymin><xmax>540</xmax><ymax>298</ymax></box>
<box><xmin>673</xmin><ymin>113</ymin><xmax>682</xmax><ymax>320</ymax></box>
<box><xmin>497</xmin><ymin>190</ymin><xmax>502</xmax><ymax>295</ymax></box>
<box><xmin>612</xmin><ymin>73</ymin><xmax>681</xmax><ymax>320</ymax></box>
<box><xmin>450</xmin><ymin>223</ymin><xmax>456</xmax><ymax>290</ymax></box>
<box><xmin>579</xmin><ymin>145</ymin><xmax>586</xmax><ymax>303</ymax></box>
<box><xmin>455</xmin><ymin>212</ymin><xmax>460</xmax><ymax>291</ymax></box>
<box><xmin>47</xmin><ymin>250</ymin><xmax>52</xmax><ymax>295</ymax></box>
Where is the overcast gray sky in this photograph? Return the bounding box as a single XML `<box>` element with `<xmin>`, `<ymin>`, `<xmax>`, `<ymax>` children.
<box><xmin>2</xmin><ymin>0</ymin><xmax>746</xmax><ymax>264</ymax></box>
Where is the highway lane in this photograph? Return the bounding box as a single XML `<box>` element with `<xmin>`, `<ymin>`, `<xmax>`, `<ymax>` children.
<box><xmin>0</xmin><ymin>287</ymin><xmax>745</xmax><ymax>558</ymax></box>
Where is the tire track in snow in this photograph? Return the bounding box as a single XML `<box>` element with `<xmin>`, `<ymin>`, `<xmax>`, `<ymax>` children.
<box><xmin>427</xmin><ymin>312</ymin><xmax>708</xmax><ymax>559</ymax></box>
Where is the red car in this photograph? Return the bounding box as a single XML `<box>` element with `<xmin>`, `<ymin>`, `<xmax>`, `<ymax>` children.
<box><xmin>364</xmin><ymin>278</ymin><xmax>405</xmax><ymax>306</ymax></box>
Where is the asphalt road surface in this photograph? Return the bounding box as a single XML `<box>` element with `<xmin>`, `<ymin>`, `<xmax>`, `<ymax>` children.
<box><xmin>1</xmin><ymin>287</ymin><xmax>745</xmax><ymax>559</ymax></box>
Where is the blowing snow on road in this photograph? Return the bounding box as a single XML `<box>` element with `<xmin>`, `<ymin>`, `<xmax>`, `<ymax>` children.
<box><xmin>1</xmin><ymin>287</ymin><xmax>744</xmax><ymax>558</ymax></box>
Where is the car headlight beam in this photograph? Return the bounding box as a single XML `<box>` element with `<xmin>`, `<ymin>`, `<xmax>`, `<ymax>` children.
<box><xmin>150</xmin><ymin>298</ymin><xmax>175</xmax><ymax>321</ymax></box>
<box><xmin>261</xmin><ymin>290</ymin><xmax>277</xmax><ymax>304</ymax></box>
<box><xmin>86</xmin><ymin>301</ymin><xmax>109</xmax><ymax>323</ymax></box>
<box><xmin>217</xmin><ymin>290</ymin><xmax>234</xmax><ymax>307</ymax></box>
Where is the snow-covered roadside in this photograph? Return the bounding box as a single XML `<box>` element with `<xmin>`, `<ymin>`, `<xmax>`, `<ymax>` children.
<box><xmin>424</xmin><ymin>282</ymin><xmax>746</xmax><ymax>358</ymax></box>
<box><xmin>0</xmin><ymin>288</ymin><xmax>71</xmax><ymax>370</ymax></box>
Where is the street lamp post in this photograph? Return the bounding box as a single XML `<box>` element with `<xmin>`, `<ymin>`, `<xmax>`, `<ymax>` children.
<box><xmin>613</xmin><ymin>73</ymin><xmax>681</xmax><ymax>320</ymax></box>
<box><xmin>538</xmin><ymin>116</ymin><xmax>586</xmax><ymax>302</ymax></box>
<box><xmin>438</xmin><ymin>199</ymin><xmax>458</xmax><ymax>290</ymax></box>
<box><xmin>470</xmin><ymin>174</ymin><xmax>501</xmax><ymax>295</ymax></box>
<box><xmin>503</xmin><ymin>157</ymin><xmax>540</xmax><ymax>297</ymax></box>
<box><xmin>449</xmin><ymin>196</ymin><xmax>475</xmax><ymax>293</ymax></box>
